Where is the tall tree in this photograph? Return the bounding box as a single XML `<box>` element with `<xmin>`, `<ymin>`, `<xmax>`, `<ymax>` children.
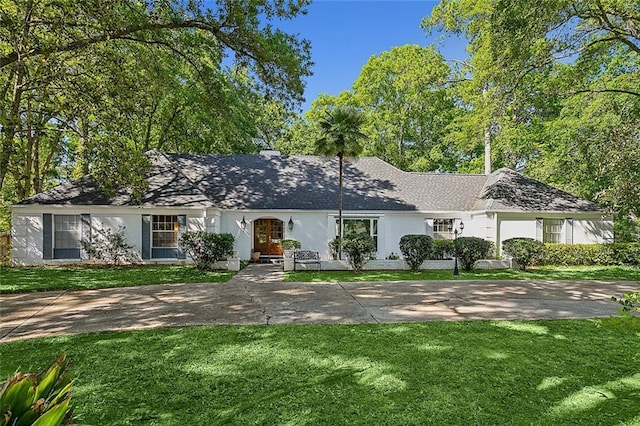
<box><xmin>423</xmin><ymin>0</ymin><xmax>640</xmax><ymax>239</ymax></box>
<box><xmin>0</xmin><ymin>0</ymin><xmax>311</xmax><ymax>190</ymax></box>
<box><xmin>352</xmin><ymin>45</ymin><xmax>456</xmax><ymax>171</ymax></box>
<box><xmin>0</xmin><ymin>0</ymin><xmax>312</xmax><ymax>232</ymax></box>
<box><xmin>314</xmin><ymin>107</ymin><xmax>367</xmax><ymax>257</ymax></box>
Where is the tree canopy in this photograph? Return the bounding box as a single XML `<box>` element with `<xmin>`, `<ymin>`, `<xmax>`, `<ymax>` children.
<box><xmin>0</xmin><ymin>0</ymin><xmax>312</xmax><ymax>231</ymax></box>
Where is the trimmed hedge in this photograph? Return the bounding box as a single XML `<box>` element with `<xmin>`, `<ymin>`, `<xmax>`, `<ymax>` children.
<box><xmin>343</xmin><ymin>233</ymin><xmax>376</xmax><ymax>273</ymax></box>
<box><xmin>455</xmin><ymin>237</ymin><xmax>495</xmax><ymax>271</ymax></box>
<box><xmin>431</xmin><ymin>239</ymin><xmax>455</xmax><ymax>260</ymax></box>
<box><xmin>540</xmin><ymin>243</ymin><xmax>640</xmax><ymax>266</ymax></box>
<box><xmin>399</xmin><ymin>235</ymin><xmax>433</xmax><ymax>271</ymax></box>
<box><xmin>503</xmin><ymin>238</ymin><xmax>544</xmax><ymax>271</ymax></box>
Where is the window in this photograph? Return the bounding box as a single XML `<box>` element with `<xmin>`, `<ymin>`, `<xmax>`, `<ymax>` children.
<box><xmin>152</xmin><ymin>215</ymin><xmax>179</xmax><ymax>248</ymax></box>
<box><xmin>54</xmin><ymin>215</ymin><xmax>81</xmax><ymax>249</ymax></box>
<box><xmin>336</xmin><ymin>218</ymin><xmax>379</xmax><ymax>250</ymax></box>
<box><xmin>433</xmin><ymin>219</ymin><xmax>454</xmax><ymax>240</ymax></box>
<box><xmin>543</xmin><ymin>219</ymin><xmax>563</xmax><ymax>243</ymax></box>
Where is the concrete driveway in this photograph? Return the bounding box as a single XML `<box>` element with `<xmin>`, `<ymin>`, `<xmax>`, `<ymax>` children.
<box><xmin>1</xmin><ymin>264</ymin><xmax>637</xmax><ymax>342</ymax></box>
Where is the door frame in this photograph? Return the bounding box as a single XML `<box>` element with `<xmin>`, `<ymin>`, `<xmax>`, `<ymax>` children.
<box><xmin>253</xmin><ymin>218</ymin><xmax>284</xmax><ymax>256</ymax></box>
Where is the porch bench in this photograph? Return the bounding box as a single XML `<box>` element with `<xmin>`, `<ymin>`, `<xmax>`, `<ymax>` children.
<box><xmin>293</xmin><ymin>250</ymin><xmax>321</xmax><ymax>271</ymax></box>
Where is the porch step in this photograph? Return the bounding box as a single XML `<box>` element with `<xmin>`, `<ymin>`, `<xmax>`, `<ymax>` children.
<box><xmin>251</xmin><ymin>255</ymin><xmax>284</xmax><ymax>265</ymax></box>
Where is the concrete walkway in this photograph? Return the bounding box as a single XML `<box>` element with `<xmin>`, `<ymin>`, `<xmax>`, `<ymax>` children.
<box><xmin>1</xmin><ymin>264</ymin><xmax>637</xmax><ymax>342</ymax></box>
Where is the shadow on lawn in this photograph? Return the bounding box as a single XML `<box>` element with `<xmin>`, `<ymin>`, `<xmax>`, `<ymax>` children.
<box><xmin>0</xmin><ymin>322</ymin><xmax>638</xmax><ymax>424</ymax></box>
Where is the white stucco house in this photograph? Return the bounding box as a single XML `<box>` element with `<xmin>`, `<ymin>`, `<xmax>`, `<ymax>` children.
<box><xmin>11</xmin><ymin>150</ymin><xmax>613</xmax><ymax>266</ymax></box>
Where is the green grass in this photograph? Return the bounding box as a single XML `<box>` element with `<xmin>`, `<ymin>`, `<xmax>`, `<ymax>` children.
<box><xmin>285</xmin><ymin>265</ymin><xmax>640</xmax><ymax>283</ymax></box>
<box><xmin>0</xmin><ymin>266</ymin><xmax>234</xmax><ymax>293</ymax></box>
<box><xmin>1</xmin><ymin>321</ymin><xmax>638</xmax><ymax>425</ymax></box>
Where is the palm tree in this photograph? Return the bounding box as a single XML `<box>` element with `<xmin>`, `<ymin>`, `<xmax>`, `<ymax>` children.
<box><xmin>314</xmin><ymin>106</ymin><xmax>368</xmax><ymax>258</ymax></box>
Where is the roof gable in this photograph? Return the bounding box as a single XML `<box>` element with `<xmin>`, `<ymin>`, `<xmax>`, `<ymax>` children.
<box><xmin>477</xmin><ymin>168</ymin><xmax>603</xmax><ymax>213</ymax></box>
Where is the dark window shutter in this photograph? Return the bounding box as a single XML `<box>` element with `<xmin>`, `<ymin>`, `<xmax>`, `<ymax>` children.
<box><xmin>142</xmin><ymin>215</ymin><xmax>151</xmax><ymax>259</ymax></box>
<box><xmin>177</xmin><ymin>214</ymin><xmax>187</xmax><ymax>259</ymax></box>
<box><xmin>43</xmin><ymin>214</ymin><xmax>53</xmax><ymax>259</ymax></box>
<box><xmin>535</xmin><ymin>218</ymin><xmax>543</xmax><ymax>241</ymax></box>
<box><xmin>81</xmin><ymin>214</ymin><xmax>91</xmax><ymax>259</ymax></box>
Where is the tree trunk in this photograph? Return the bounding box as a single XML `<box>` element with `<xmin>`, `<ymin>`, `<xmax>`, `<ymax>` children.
<box><xmin>338</xmin><ymin>153</ymin><xmax>343</xmax><ymax>259</ymax></box>
<box><xmin>484</xmin><ymin>124</ymin><xmax>491</xmax><ymax>175</ymax></box>
<box><xmin>482</xmin><ymin>83</ymin><xmax>492</xmax><ymax>175</ymax></box>
<box><xmin>0</xmin><ymin>67</ymin><xmax>25</xmax><ymax>191</ymax></box>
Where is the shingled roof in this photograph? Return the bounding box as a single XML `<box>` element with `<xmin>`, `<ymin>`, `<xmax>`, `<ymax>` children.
<box><xmin>476</xmin><ymin>168</ymin><xmax>603</xmax><ymax>213</ymax></box>
<box><xmin>16</xmin><ymin>152</ymin><xmax>603</xmax><ymax>213</ymax></box>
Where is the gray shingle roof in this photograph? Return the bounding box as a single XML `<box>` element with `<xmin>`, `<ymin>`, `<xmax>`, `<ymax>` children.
<box><xmin>476</xmin><ymin>168</ymin><xmax>604</xmax><ymax>212</ymax></box>
<box><xmin>16</xmin><ymin>152</ymin><xmax>603</xmax><ymax>213</ymax></box>
<box><xmin>17</xmin><ymin>151</ymin><xmax>212</xmax><ymax>207</ymax></box>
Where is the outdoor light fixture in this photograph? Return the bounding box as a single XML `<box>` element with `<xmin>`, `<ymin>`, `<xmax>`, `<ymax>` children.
<box><xmin>240</xmin><ymin>216</ymin><xmax>247</xmax><ymax>230</ymax></box>
<box><xmin>453</xmin><ymin>220</ymin><xmax>464</xmax><ymax>276</ymax></box>
<box><xmin>288</xmin><ymin>216</ymin><xmax>294</xmax><ymax>231</ymax></box>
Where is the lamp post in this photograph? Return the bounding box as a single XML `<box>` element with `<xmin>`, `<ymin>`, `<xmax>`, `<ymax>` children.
<box><xmin>453</xmin><ymin>221</ymin><xmax>464</xmax><ymax>276</ymax></box>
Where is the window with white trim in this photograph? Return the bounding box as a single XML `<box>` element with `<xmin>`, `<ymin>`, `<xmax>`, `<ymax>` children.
<box><xmin>54</xmin><ymin>215</ymin><xmax>81</xmax><ymax>249</ymax></box>
<box><xmin>543</xmin><ymin>219</ymin><xmax>563</xmax><ymax>243</ymax></box>
<box><xmin>152</xmin><ymin>215</ymin><xmax>179</xmax><ymax>248</ymax></box>
<box><xmin>336</xmin><ymin>218</ymin><xmax>379</xmax><ymax>250</ymax></box>
<box><xmin>433</xmin><ymin>218</ymin><xmax>454</xmax><ymax>240</ymax></box>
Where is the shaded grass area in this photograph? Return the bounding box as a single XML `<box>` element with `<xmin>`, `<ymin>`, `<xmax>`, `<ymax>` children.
<box><xmin>0</xmin><ymin>266</ymin><xmax>233</xmax><ymax>293</ymax></box>
<box><xmin>285</xmin><ymin>266</ymin><xmax>640</xmax><ymax>283</ymax></box>
<box><xmin>0</xmin><ymin>321</ymin><xmax>638</xmax><ymax>425</ymax></box>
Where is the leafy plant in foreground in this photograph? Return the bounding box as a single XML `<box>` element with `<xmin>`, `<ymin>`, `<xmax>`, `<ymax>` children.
<box><xmin>0</xmin><ymin>354</ymin><xmax>73</xmax><ymax>425</ymax></box>
<box><xmin>399</xmin><ymin>235</ymin><xmax>433</xmax><ymax>271</ymax></box>
<box><xmin>611</xmin><ymin>292</ymin><xmax>640</xmax><ymax>315</ymax></box>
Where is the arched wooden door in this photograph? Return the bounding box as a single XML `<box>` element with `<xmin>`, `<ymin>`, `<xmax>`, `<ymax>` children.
<box><xmin>253</xmin><ymin>219</ymin><xmax>284</xmax><ymax>255</ymax></box>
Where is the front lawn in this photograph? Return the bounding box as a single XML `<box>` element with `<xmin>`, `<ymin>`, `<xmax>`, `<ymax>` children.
<box><xmin>285</xmin><ymin>265</ymin><xmax>640</xmax><ymax>283</ymax></box>
<box><xmin>0</xmin><ymin>266</ymin><xmax>234</xmax><ymax>293</ymax></box>
<box><xmin>1</xmin><ymin>321</ymin><xmax>637</xmax><ymax>424</ymax></box>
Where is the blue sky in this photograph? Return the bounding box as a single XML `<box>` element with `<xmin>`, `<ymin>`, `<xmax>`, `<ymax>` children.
<box><xmin>277</xmin><ymin>0</ymin><xmax>469</xmax><ymax>112</ymax></box>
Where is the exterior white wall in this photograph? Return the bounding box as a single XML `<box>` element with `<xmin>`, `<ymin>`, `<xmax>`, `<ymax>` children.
<box><xmin>220</xmin><ymin>211</ymin><xmax>330</xmax><ymax>260</ymax></box>
<box><xmin>573</xmin><ymin>217</ymin><xmax>614</xmax><ymax>244</ymax></box>
<box><xmin>11</xmin><ymin>212</ymin><xmax>43</xmax><ymax>266</ymax></box>
<box><xmin>12</xmin><ymin>205</ymin><xmax>614</xmax><ymax>266</ymax></box>
<box><xmin>11</xmin><ymin>206</ymin><xmax>211</xmax><ymax>265</ymax></box>
<box><xmin>497</xmin><ymin>215</ymin><xmax>537</xmax><ymax>255</ymax></box>
<box><xmin>496</xmin><ymin>213</ymin><xmax>613</xmax><ymax>254</ymax></box>
<box><xmin>380</xmin><ymin>214</ymin><xmax>431</xmax><ymax>259</ymax></box>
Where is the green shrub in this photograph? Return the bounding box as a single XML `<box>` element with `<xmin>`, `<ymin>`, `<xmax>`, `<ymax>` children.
<box><xmin>502</xmin><ymin>238</ymin><xmax>544</xmax><ymax>271</ymax></box>
<box><xmin>610</xmin><ymin>243</ymin><xmax>640</xmax><ymax>266</ymax></box>
<box><xmin>179</xmin><ymin>232</ymin><xmax>234</xmax><ymax>270</ymax></box>
<box><xmin>455</xmin><ymin>237</ymin><xmax>494</xmax><ymax>271</ymax></box>
<box><xmin>399</xmin><ymin>235</ymin><xmax>433</xmax><ymax>271</ymax></box>
<box><xmin>540</xmin><ymin>243</ymin><xmax>640</xmax><ymax>266</ymax></box>
<box><xmin>329</xmin><ymin>237</ymin><xmax>341</xmax><ymax>260</ymax></box>
<box><xmin>342</xmin><ymin>233</ymin><xmax>376</xmax><ymax>273</ymax></box>
<box><xmin>431</xmin><ymin>239</ymin><xmax>455</xmax><ymax>260</ymax></box>
<box><xmin>81</xmin><ymin>226</ymin><xmax>140</xmax><ymax>265</ymax></box>
<box><xmin>281</xmin><ymin>239</ymin><xmax>301</xmax><ymax>250</ymax></box>
<box><xmin>0</xmin><ymin>354</ymin><xmax>73</xmax><ymax>425</ymax></box>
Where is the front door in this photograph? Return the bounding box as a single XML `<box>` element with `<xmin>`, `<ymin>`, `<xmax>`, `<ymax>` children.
<box><xmin>254</xmin><ymin>219</ymin><xmax>284</xmax><ymax>255</ymax></box>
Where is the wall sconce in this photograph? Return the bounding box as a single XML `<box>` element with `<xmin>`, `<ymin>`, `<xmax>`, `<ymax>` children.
<box><xmin>240</xmin><ymin>216</ymin><xmax>247</xmax><ymax>231</ymax></box>
<box><xmin>288</xmin><ymin>216</ymin><xmax>294</xmax><ymax>231</ymax></box>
